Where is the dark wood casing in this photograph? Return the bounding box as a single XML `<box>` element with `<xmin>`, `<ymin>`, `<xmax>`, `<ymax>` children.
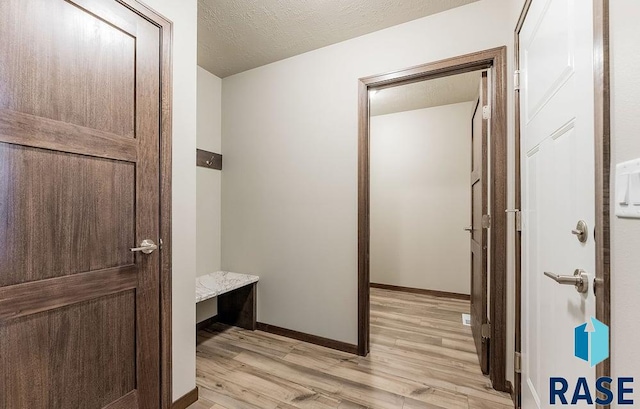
<box><xmin>358</xmin><ymin>47</ymin><xmax>509</xmax><ymax>392</ymax></box>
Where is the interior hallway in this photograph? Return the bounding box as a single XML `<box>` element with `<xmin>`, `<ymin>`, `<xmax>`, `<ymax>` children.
<box><xmin>190</xmin><ymin>288</ymin><xmax>513</xmax><ymax>408</ymax></box>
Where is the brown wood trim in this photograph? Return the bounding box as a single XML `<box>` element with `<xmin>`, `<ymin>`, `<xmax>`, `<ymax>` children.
<box><xmin>0</xmin><ymin>266</ymin><xmax>137</xmax><ymax>322</ymax></box>
<box><xmin>117</xmin><ymin>2</ymin><xmax>174</xmax><ymax>407</ymax></box>
<box><xmin>257</xmin><ymin>322</ymin><xmax>359</xmax><ymax>355</ymax></box>
<box><xmin>158</xmin><ymin>16</ymin><xmax>174</xmax><ymax>409</ymax></box>
<box><xmin>594</xmin><ymin>0</ymin><xmax>611</xmax><ymax>401</ymax></box>
<box><xmin>357</xmin><ymin>79</ymin><xmax>370</xmax><ymax>357</ymax></box>
<box><xmin>359</xmin><ymin>49</ymin><xmax>496</xmax><ymax>89</ymax></box>
<box><xmin>196</xmin><ymin>315</ymin><xmax>219</xmax><ymax>331</ymax></box>
<box><xmin>171</xmin><ymin>387</ymin><xmax>198</xmax><ymax>409</ymax></box>
<box><xmin>370</xmin><ymin>283</ymin><xmax>470</xmax><ymax>301</ymax></box>
<box><xmin>513</xmin><ymin>3</ymin><xmax>531</xmax><ymax>406</ymax></box>
<box><xmin>0</xmin><ymin>109</ymin><xmax>138</xmax><ymax>162</ymax></box>
<box><xmin>506</xmin><ymin>380</ymin><xmax>515</xmax><ymax>406</ymax></box>
<box><xmin>358</xmin><ymin>46</ymin><xmax>509</xmax><ymax>392</ymax></box>
<box><xmin>196</xmin><ymin>148</ymin><xmax>222</xmax><ymax>170</ymax></box>
<box><xmin>103</xmin><ymin>390</ymin><xmax>139</xmax><ymax>409</ymax></box>
<box><xmin>475</xmin><ymin>71</ymin><xmax>491</xmax><ymax>376</ymax></box>
<box><xmin>488</xmin><ymin>45</ymin><xmax>508</xmax><ymax>394</ymax></box>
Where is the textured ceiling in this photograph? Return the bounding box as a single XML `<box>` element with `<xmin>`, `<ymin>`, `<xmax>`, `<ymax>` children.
<box><xmin>198</xmin><ymin>0</ymin><xmax>479</xmax><ymax>78</ymax></box>
<box><xmin>370</xmin><ymin>71</ymin><xmax>482</xmax><ymax>117</ymax></box>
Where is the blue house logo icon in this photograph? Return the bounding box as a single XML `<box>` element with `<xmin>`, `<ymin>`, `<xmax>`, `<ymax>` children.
<box><xmin>549</xmin><ymin>318</ymin><xmax>631</xmax><ymax>405</ymax></box>
<box><xmin>574</xmin><ymin>317</ymin><xmax>609</xmax><ymax>367</ymax></box>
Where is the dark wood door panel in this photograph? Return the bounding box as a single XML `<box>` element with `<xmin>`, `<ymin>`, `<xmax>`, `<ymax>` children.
<box><xmin>471</xmin><ymin>181</ymin><xmax>482</xmax><ymax>242</ymax></box>
<box><xmin>0</xmin><ymin>265</ymin><xmax>137</xmax><ymax>322</ymax></box>
<box><xmin>471</xmin><ymin>241</ymin><xmax>489</xmax><ymax>373</ymax></box>
<box><xmin>0</xmin><ymin>0</ymin><xmax>136</xmax><ymax>138</ymax></box>
<box><xmin>0</xmin><ymin>109</ymin><xmax>139</xmax><ymax>162</ymax></box>
<box><xmin>470</xmin><ymin>71</ymin><xmax>489</xmax><ymax>375</ymax></box>
<box><xmin>471</xmin><ymin>101</ymin><xmax>481</xmax><ymax>175</ymax></box>
<box><xmin>0</xmin><ymin>291</ymin><xmax>136</xmax><ymax>409</ymax></box>
<box><xmin>103</xmin><ymin>392</ymin><xmax>140</xmax><ymax>409</ymax></box>
<box><xmin>0</xmin><ymin>0</ymin><xmax>165</xmax><ymax>407</ymax></box>
<box><xmin>0</xmin><ymin>143</ymin><xmax>135</xmax><ymax>287</ymax></box>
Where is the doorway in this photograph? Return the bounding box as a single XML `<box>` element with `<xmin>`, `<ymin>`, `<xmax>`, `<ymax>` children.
<box><xmin>368</xmin><ymin>71</ymin><xmax>483</xmax><ymax>301</ymax></box>
<box><xmin>357</xmin><ymin>47</ymin><xmax>510</xmax><ymax>393</ymax></box>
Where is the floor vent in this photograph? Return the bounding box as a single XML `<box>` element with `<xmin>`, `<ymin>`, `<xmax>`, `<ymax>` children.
<box><xmin>462</xmin><ymin>314</ymin><xmax>471</xmax><ymax>326</ymax></box>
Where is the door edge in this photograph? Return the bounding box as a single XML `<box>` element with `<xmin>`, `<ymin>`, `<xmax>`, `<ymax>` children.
<box><xmin>118</xmin><ymin>1</ymin><xmax>174</xmax><ymax>407</ymax></box>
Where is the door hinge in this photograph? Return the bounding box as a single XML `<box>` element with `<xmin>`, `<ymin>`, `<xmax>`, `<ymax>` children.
<box><xmin>514</xmin><ymin>70</ymin><xmax>521</xmax><ymax>91</ymax></box>
<box><xmin>481</xmin><ymin>323</ymin><xmax>491</xmax><ymax>339</ymax></box>
<box><xmin>515</xmin><ymin>352</ymin><xmax>522</xmax><ymax>374</ymax></box>
<box><xmin>482</xmin><ymin>214</ymin><xmax>491</xmax><ymax>229</ymax></box>
<box><xmin>482</xmin><ymin>104</ymin><xmax>491</xmax><ymax>120</ymax></box>
<box><xmin>159</xmin><ymin>238</ymin><xmax>163</xmax><ymax>250</ymax></box>
<box><xmin>506</xmin><ymin>209</ymin><xmax>522</xmax><ymax>231</ymax></box>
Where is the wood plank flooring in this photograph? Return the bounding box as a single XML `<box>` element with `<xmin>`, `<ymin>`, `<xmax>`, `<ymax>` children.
<box><xmin>190</xmin><ymin>288</ymin><xmax>513</xmax><ymax>409</ymax></box>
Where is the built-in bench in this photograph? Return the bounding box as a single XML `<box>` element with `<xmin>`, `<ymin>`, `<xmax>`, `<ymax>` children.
<box><xmin>196</xmin><ymin>271</ymin><xmax>259</xmax><ymax>330</ymax></box>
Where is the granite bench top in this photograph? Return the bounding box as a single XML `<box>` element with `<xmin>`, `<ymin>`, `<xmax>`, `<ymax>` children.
<box><xmin>196</xmin><ymin>271</ymin><xmax>259</xmax><ymax>303</ymax></box>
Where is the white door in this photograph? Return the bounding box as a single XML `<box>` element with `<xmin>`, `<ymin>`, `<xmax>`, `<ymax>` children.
<box><xmin>520</xmin><ymin>0</ymin><xmax>596</xmax><ymax>408</ymax></box>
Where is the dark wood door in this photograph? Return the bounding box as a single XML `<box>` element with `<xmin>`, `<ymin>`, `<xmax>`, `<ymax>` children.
<box><xmin>0</xmin><ymin>0</ymin><xmax>163</xmax><ymax>407</ymax></box>
<box><xmin>470</xmin><ymin>71</ymin><xmax>489</xmax><ymax>375</ymax></box>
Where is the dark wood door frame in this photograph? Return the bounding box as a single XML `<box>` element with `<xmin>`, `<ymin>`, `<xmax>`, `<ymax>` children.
<box><xmin>357</xmin><ymin>46</ymin><xmax>509</xmax><ymax>392</ymax></box>
<box><xmin>512</xmin><ymin>4</ymin><xmax>530</xmax><ymax>406</ymax></box>
<box><xmin>513</xmin><ymin>1</ymin><xmax>611</xmax><ymax>407</ymax></box>
<box><xmin>117</xmin><ymin>1</ymin><xmax>174</xmax><ymax>407</ymax></box>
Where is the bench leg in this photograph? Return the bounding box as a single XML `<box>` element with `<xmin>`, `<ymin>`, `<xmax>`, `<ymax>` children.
<box><xmin>218</xmin><ymin>283</ymin><xmax>257</xmax><ymax>330</ymax></box>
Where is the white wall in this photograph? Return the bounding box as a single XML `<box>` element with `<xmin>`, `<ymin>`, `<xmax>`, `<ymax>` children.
<box><xmin>370</xmin><ymin>103</ymin><xmax>473</xmax><ymax>294</ymax></box>
<box><xmin>610</xmin><ymin>0</ymin><xmax>640</xmax><ymax>400</ymax></box>
<box><xmin>222</xmin><ymin>0</ymin><xmax>517</xmax><ymax>383</ymax></box>
<box><xmin>138</xmin><ymin>0</ymin><xmax>197</xmax><ymax>401</ymax></box>
<box><xmin>196</xmin><ymin>67</ymin><xmax>222</xmax><ymax>323</ymax></box>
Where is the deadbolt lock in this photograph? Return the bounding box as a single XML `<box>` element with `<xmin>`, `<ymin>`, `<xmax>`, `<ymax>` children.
<box><xmin>571</xmin><ymin>220</ymin><xmax>588</xmax><ymax>243</ymax></box>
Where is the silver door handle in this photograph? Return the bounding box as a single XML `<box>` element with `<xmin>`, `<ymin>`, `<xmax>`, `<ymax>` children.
<box><xmin>543</xmin><ymin>269</ymin><xmax>588</xmax><ymax>293</ymax></box>
<box><xmin>464</xmin><ymin>226</ymin><xmax>473</xmax><ymax>232</ymax></box>
<box><xmin>130</xmin><ymin>239</ymin><xmax>157</xmax><ymax>254</ymax></box>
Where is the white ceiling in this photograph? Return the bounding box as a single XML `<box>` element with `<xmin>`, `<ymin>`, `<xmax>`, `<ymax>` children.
<box><xmin>370</xmin><ymin>71</ymin><xmax>482</xmax><ymax>117</ymax></box>
<box><xmin>198</xmin><ymin>0</ymin><xmax>479</xmax><ymax>78</ymax></box>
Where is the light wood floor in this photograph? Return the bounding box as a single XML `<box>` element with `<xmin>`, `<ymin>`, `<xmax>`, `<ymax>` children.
<box><xmin>190</xmin><ymin>288</ymin><xmax>514</xmax><ymax>409</ymax></box>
